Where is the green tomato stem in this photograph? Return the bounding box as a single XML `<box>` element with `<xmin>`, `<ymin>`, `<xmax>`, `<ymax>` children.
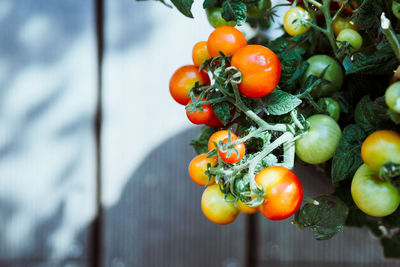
<box><xmin>381</xmin><ymin>12</ymin><xmax>400</xmax><ymax>62</ymax></box>
<box><xmin>305</xmin><ymin>0</ymin><xmax>322</xmax><ymax>9</ymax></box>
<box><xmin>303</xmin><ymin>196</ymin><xmax>320</xmax><ymax>205</ymax></box>
<box><xmin>332</xmin><ymin>0</ymin><xmax>348</xmax><ymax>21</ymax></box>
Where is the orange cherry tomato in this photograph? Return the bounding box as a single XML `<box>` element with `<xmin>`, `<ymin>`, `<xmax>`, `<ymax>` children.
<box><xmin>188</xmin><ymin>153</ymin><xmax>218</xmax><ymax>186</ymax></box>
<box><xmin>201</xmin><ymin>184</ymin><xmax>239</xmax><ymax>225</ymax></box>
<box><xmin>337</xmin><ymin>1</ymin><xmax>358</xmax><ymax>15</ymax></box>
<box><xmin>169</xmin><ymin>65</ymin><xmax>210</xmax><ymax>105</ymax></box>
<box><xmin>208</xmin><ymin>130</ymin><xmax>238</xmax><ymax>151</ymax></box>
<box><xmin>255</xmin><ymin>166</ymin><xmax>303</xmax><ymax>220</ymax></box>
<box><xmin>218</xmin><ymin>138</ymin><xmax>245</xmax><ymax>164</ymax></box>
<box><xmin>192</xmin><ymin>41</ymin><xmax>212</xmax><ymax>67</ymax></box>
<box><xmin>332</xmin><ymin>16</ymin><xmax>359</xmax><ymax>36</ymax></box>
<box><xmin>207</xmin><ymin>26</ymin><xmax>247</xmax><ymax>58</ymax></box>
<box><xmin>186</xmin><ymin>98</ymin><xmax>214</xmax><ymax>125</ymax></box>
<box><xmin>231</xmin><ymin>44</ymin><xmax>281</xmax><ymax>98</ymax></box>
<box><xmin>237</xmin><ymin>199</ymin><xmax>257</xmax><ymax>214</ymax></box>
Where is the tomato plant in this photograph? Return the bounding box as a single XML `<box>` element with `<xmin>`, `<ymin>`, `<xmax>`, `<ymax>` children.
<box><xmin>255</xmin><ymin>166</ymin><xmax>303</xmax><ymax>220</ymax></box>
<box><xmin>207</xmin><ymin>26</ymin><xmax>247</xmax><ymax>58</ymax></box>
<box><xmin>231</xmin><ymin>44</ymin><xmax>281</xmax><ymax>98</ymax></box>
<box><xmin>385</xmin><ymin>82</ymin><xmax>400</xmax><ymax>113</ymax></box>
<box><xmin>302</xmin><ymin>55</ymin><xmax>344</xmax><ymax>97</ymax></box>
<box><xmin>189</xmin><ymin>153</ymin><xmax>217</xmax><ymax>186</ymax></box>
<box><xmin>295</xmin><ymin>114</ymin><xmax>341</xmax><ymax>164</ymax></box>
<box><xmin>317</xmin><ymin>97</ymin><xmax>340</xmax><ymax>121</ymax></box>
<box><xmin>332</xmin><ymin>16</ymin><xmax>359</xmax><ymax>36</ymax></box>
<box><xmin>218</xmin><ymin>137</ymin><xmax>246</xmax><ymax>164</ymax></box>
<box><xmin>246</xmin><ymin>0</ymin><xmax>271</xmax><ymax>19</ymax></box>
<box><xmin>283</xmin><ymin>6</ymin><xmax>311</xmax><ymax>37</ymax></box>
<box><xmin>201</xmin><ymin>184</ymin><xmax>239</xmax><ymax>225</ymax></box>
<box><xmin>169</xmin><ymin>65</ymin><xmax>210</xmax><ymax>105</ymax></box>
<box><xmin>205</xmin><ymin>7</ymin><xmax>236</xmax><ymax>28</ymax></box>
<box><xmin>237</xmin><ymin>199</ymin><xmax>257</xmax><ymax>214</ymax></box>
<box><xmin>186</xmin><ymin>98</ymin><xmax>214</xmax><ymax>125</ymax></box>
<box><xmin>351</xmin><ymin>164</ymin><xmax>400</xmax><ymax>217</ymax></box>
<box><xmin>336</xmin><ymin>28</ymin><xmax>362</xmax><ymax>52</ymax></box>
<box><xmin>208</xmin><ymin>130</ymin><xmax>238</xmax><ymax>151</ymax></box>
<box><xmin>361</xmin><ymin>130</ymin><xmax>400</xmax><ymax>173</ymax></box>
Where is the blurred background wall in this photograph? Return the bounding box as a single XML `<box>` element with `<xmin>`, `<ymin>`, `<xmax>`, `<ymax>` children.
<box><xmin>0</xmin><ymin>0</ymin><xmax>399</xmax><ymax>266</ymax></box>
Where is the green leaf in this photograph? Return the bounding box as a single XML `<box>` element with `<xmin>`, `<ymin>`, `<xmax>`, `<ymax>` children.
<box><xmin>221</xmin><ymin>0</ymin><xmax>247</xmax><ymax>25</ymax></box>
<box><xmin>268</xmin><ymin>36</ymin><xmax>291</xmax><ymax>54</ymax></box>
<box><xmin>293</xmin><ymin>195</ymin><xmax>349</xmax><ymax>240</ymax></box>
<box><xmin>212</xmin><ymin>101</ymin><xmax>231</xmax><ymax>125</ymax></box>
<box><xmin>189</xmin><ymin>126</ymin><xmax>216</xmax><ymax>154</ymax></box>
<box><xmin>331</xmin><ymin>125</ymin><xmax>366</xmax><ymax>183</ymax></box>
<box><xmin>354</xmin><ymin>96</ymin><xmax>389</xmax><ymax>134</ymax></box>
<box><xmin>170</xmin><ymin>0</ymin><xmax>194</xmax><ymax>18</ymax></box>
<box><xmin>278</xmin><ymin>50</ymin><xmax>305</xmax><ymax>93</ymax></box>
<box><xmin>262</xmin><ymin>90</ymin><xmax>302</xmax><ymax>115</ymax></box>
<box><xmin>203</xmin><ymin>0</ymin><xmax>219</xmax><ymax>8</ymax></box>
<box><xmin>352</xmin><ymin>0</ymin><xmax>383</xmax><ymax>30</ymax></box>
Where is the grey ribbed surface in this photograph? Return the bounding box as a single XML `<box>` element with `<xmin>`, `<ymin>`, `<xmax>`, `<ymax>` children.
<box><xmin>104</xmin><ymin>127</ymin><xmax>246</xmax><ymax>267</ymax></box>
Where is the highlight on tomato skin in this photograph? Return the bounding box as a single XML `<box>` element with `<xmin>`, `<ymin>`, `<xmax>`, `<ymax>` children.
<box><xmin>254</xmin><ymin>166</ymin><xmax>303</xmax><ymax>220</ymax></box>
<box><xmin>169</xmin><ymin>65</ymin><xmax>210</xmax><ymax>105</ymax></box>
<box><xmin>231</xmin><ymin>44</ymin><xmax>281</xmax><ymax>98</ymax></box>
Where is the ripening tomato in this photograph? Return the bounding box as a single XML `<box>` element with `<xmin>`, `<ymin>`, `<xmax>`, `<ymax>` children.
<box><xmin>337</xmin><ymin>1</ymin><xmax>358</xmax><ymax>15</ymax></box>
<box><xmin>207</xmin><ymin>26</ymin><xmax>247</xmax><ymax>58</ymax></box>
<box><xmin>351</xmin><ymin>164</ymin><xmax>400</xmax><ymax>217</ymax></box>
<box><xmin>208</xmin><ymin>130</ymin><xmax>238</xmax><ymax>151</ymax></box>
<box><xmin>218</xmin><ymin>138</ymin><xmax>245</xmax><ymax>164</ymax></box>
<box><xmin>231</xmin><ymin>45</ymin><xmax>281</xmax><ymax>98</ymax></box>
<box><xmin>188</xmin><ymin>153</ymin><xmax>217</xmax><ymax>186</ymax></box>
<box><xmin>206</xmin><ymin>7</ymin><xmax>237</xmax><ymax>28</ymax></box>
<box><xmin>283</xmin><ymin>6</ymin><xmax>311</xmax><ymax>37</ymax></box>
<box><xmin>385</xmin><ymin>82</ymin><xmax>400</xmax><ymax>113</ymax></box>
<box><xmin>302</xmin><ymin>55</ymin><xmax>344</xmax><ymax>97</ymax></box>
<box><xmin>336</xmin><ymin>28</ymin><xmax>363</xmax><ymax>52</ymax></box>
<box><xmin>295</xmin><ymin>114</ymin><xmax>342</xmax><ymax>164</ymax></box>
<box><xmin>255</xmin><ymin>166</ymin><xmax>303</xmax><ymax>220</ymax></box>
<box><xmin>361</xmin><ymin>130</ymin><xmax>400</xmax><ymax>172</ymax></box>
<box><xmin>237</xmin><ymin>199</ymin><xmax>257</xmax><ymax>214</ymax></box>
<box><xmin>201</xmin><ymin>184</ymin><xmax>240</xmax><ymax>225</ymax></box>
<box><xmin>333</xmin><ymin>16</ymin><xmax>359</xmax><ymax>36</ymax></box>
<box><xmin>186</xmin><ymin>98</ymin><xmax>214</xmax><ymax>125</ymax></box>
<box><xmin>169</xmin><ymin>65</ymin><xmax>210</xmax><ymax>105</ymax></box>
<box><xmin>192</xmin><ymin>41</ymin><xmax>212</xmax><ymax>67</ymax></box>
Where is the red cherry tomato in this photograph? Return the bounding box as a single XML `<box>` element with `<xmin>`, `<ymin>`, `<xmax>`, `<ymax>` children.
<box><xmin>192</xmin><ymin>41</ymin><xmax>211</xmax><ymax>67</ymax></box>
<box><xmin>255</xmin><ymin>166</ymin><xmax>303</xmax><ymax>220</ymax></box>
<box><xmin>169</xmin><ymin>65</ymin><xmax>210</xmax><ymax>105</ymax></box>
<box><xmin>218</xmin><ymin>138</ymin><xmax>245</xmax><ymax>164</ymax></box>
<box><xmin>231</xmin><ymin>44</ymin><xmax>281</xmax><ymax>98</ymax></box>
<box><xmin>205</xmin><ymin>112</ymin><xmax>224</xmax><ymax>128</ymax></box>
<box><xmin>207</xmin><ymin>26</ymin><xmax>247</xmax><ymax>58</ymax></box>
<box><xmin>186</xmin><ymin>98</ymin><xmax>214</xmax><ymax>125</ymax></box>
<box><xmin>208</xmin><ymin>130</ymin><xmax>238</xmax><ymax>151</ymax></box>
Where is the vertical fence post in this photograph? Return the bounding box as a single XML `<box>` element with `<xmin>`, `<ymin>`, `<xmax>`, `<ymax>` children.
<box><xmin>246</xmin><ymin>214</ymin><xmax>258</xmax><ymax>267</ymax></box>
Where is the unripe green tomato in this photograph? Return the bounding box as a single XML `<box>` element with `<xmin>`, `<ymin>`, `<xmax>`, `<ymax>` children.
<box><xmin>393</xmin><ymin>2</ymin><xmax>400</xmax><ymax>19</ymax></box>
<box><xmin>302</xmin><ymin>55</ymin><xmax>344</xmax><ymax>97</ymax></box>
<box><xmin>247</xmin><ymin>0</ymin><xmax>271</xmax><ymax>19</ymax></box>
<box><xmin>351</xmin><ymin>164</ymin><xmax>400</xmax><ymax>217</ymax></box>
<box><xmin>385</xmin><ymin>82</ymin><xmax>400</xmax><ymax>113</ymax></box>
<box><xmin>295</xmin><ymin>114</ymin><xmax>342</xmax><ymax>164</ymax></box>
<box><xmin>336</xmin><ymin>29</ymin><xmax>363</xmax><ymax>52</ymax></box>
<box><xmin>317</xmin><ymin>97</ymin><xmax>340</xmax><ymax>121</ymax></box>
<box><xmin>206</xmin><ymin>7</ymin><xmax>237</xmax><ymax>28</ymax></box>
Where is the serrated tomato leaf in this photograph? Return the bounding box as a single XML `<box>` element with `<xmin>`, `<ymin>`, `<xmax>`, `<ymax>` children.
<box><xmin>221</xmin><ymin>0</ymin><xmax>247</xmax><ymax>25</ymax></box>
<box><xmin>331</xmin><ymin>125</ymin><xmax>366</xmax><ymax>184</ymax></box>
<box><xmin>212</xmin><ymin>101</ymin><xmax>231</xmax><ymax>125</ymax></box>
<box><xmin>170</xmin><ymin>0</ymin><xmax>194</xmax><ymax>18</ymax></box>
<box><xmin>293</xmin><ymin>195</ymin><xmax>349</xmax><ymax>240</ymax></box>
<box><xmin>203</xmin><ymin>0</ymin><xmax>218</xmax><ymax>8</ymax></box>
<box><xmin>262</xmin><ymin>90</ymin><xmax>302</xmax><ymax>115</ymax></box>
<box><xmin>354</xmin><ymin>96</ymin><xmax>390</xmax><ymax>134</ymax></box>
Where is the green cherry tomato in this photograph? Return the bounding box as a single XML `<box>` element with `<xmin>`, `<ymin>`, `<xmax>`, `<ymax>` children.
<box><xmin>336</xmin><ymin>29</ymin><xmax>363</xmax><ymax>52</ymax></box>
<box><xmin>317</xmin><ymin>97</ymin><xmax>340</xmax><ymax>121</ymax></box>
<box><xmin>302</xmin><ymin>55</ymin><xmax>344</xmax><ymax>97</ymax></box>
<box><xmin>247</xmin><ymin>0</ymin><xmax>271</xmax><ymax>19</ymax></box>
<box><xmin>351</xmin><ymin>164</ymin><xmax>400</xmax><ymax>217</ymax></box>
<box><xmin>393</xmin><ymin>1</ymin><xmax>400</xmax><ymax>19</ymax></box>
<box><xmin>206</xmin><ymin>7</ymin><xmax>237</xmax><ymax>28</ymax></box>
<box><xmin>385</xmin><ymin>82</ymin><xmax>400</xmax><ymax>113</ymax></box>
<box><xmin>295</xmin><ymin>114</ymin><xmax>342</xmax><ymax>164</ymax></box>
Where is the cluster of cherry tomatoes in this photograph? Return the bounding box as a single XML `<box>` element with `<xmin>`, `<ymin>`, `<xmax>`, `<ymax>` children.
<box><xmin>169</xmin><ymin>25</ymin><xmax>304</xmax><ymax>225</ymax></box>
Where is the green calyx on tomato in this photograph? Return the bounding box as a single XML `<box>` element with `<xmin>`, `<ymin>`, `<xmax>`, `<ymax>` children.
<box><xmin>206</xmin><ymin>7</ymin><xmax>237</xmax><ymax>28</ymax></box>
<box><xmin>351</xmin><ymin>164</ymin><xmax>400</xmax><ymax>217</ymax></box>
<box><xmin>336</xmin><ymin>28</ymin><xmax>363</xmax><ymax>52</ymax></box>
<box><xmin>317</xmin><ymin>97</ymin><xmax>340</xmax><ymax>121</ymax></box>
<box><xmin>283</xmin><ymin>6</ymin><xmax>311</xmax><ymax>37</ymax></box>
<box><xmin>303</xmin><ymin>55</ymin><xmax>344</xmax><ymax>97</ymax></box>
<box><xmin>385</xmin><ymin>82</ymin><xmax>400</xmax><ymax>113</ymax></box>
<box><xmin>295</xmin><ymin>114</ymin><xmax>342</xmax><ymax>164</ymax></box>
